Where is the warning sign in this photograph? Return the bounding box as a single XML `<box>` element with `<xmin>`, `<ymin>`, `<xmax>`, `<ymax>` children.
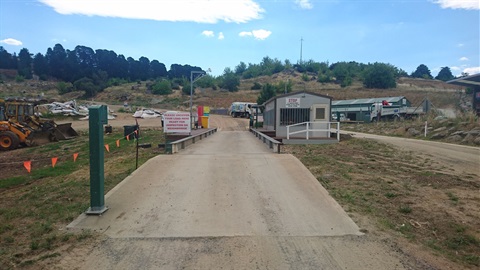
<box><xmin>163</xmin><ymin>112</ymin><xmax>191</xmax><ymax>133</ymax></box>
<box><xmin>286</xmin><ymin>98</ymin><xmax>300</xmax><ymax>108</ymax></box>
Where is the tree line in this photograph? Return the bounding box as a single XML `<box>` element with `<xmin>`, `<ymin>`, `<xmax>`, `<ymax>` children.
<box><xmin>0</xmin><ymin>44</ymin><xmax>205</xmax><ymax>97</ymax></box>
<box><xmin>0</xmin><ymin>44</ymin><xmax>461</xmax><ymax>98</ymax></box>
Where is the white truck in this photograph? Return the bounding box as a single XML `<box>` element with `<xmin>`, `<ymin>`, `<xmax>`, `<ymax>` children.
<box><xmin>230</xmin><ymin>102</ymin><xmax>256</xmax><ymax>118</ymax></box>
<box><xmin>370</xmin><ymin>101</ymin><xmax>407</xmax><ymax>122</ymax></box>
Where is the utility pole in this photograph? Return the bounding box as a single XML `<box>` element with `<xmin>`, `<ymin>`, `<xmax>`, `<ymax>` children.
<box><xmin>300</xmin><ymin>37</ymin><xmax>303</xmax><ymax>65</ymax></box>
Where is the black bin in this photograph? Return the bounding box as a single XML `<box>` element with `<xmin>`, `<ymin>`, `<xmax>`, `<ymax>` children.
<box><xmin>124</xmin><ymin>125</ymin><xmax>139</xmax><ymax>140</ymax></box>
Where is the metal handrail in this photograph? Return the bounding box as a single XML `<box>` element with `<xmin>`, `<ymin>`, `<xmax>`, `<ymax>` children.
<box><xmin>286</xmin><ymin>121</ymin><xmax>340</xmax><ymax>141</ymax></box>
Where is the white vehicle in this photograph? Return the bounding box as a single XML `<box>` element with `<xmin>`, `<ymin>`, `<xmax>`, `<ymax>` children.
<box><xmin>230</xmin><ymin>102</ymin><xmax>256</xmax><ymax>118</ymax></box>
<box><xmin>331</xmin><ymin>113</ymin><xmax>347</xmax><ymax>122</ymax></box>
<box><xmin>370</xmin><ymin>101</ymin><xmax>407</xmax><ymax>122</ymax></box>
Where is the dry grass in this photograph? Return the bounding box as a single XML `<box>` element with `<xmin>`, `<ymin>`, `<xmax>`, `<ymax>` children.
<box><xmin>284</xmin><ymin>139</ymin><xmax>480</xmax><ymax>268</ymax></box>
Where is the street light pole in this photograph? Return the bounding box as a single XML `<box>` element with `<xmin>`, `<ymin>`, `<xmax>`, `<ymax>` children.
<box><xmin>190</xmin><ymin>70</ymin><xmax>207</xmax><ymax>134</ymax></box>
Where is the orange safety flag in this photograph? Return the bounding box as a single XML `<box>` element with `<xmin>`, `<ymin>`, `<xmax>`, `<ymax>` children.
<box><xmin>116</xmin><ymin>139</ymin><xmax>120</xmax><ymax>148</ymax></box>
<box><xmin>105</xmin><ymin>144</ymin><xmax>110</xmax><ymax>152</ymax></box>
<box><xmin>23</xmin><ymin>161</ymin><xmax>31</xmax><ymax>173</ymax></box>
<box><xmin>73</xmin><ymin>153</ymin><xmax>79</xmax><ymax>162</ymax></box>
<box><xmin>126</xmin><ymin>135</ymin><xmax>130</xmax><ymax>141</ymax></box>
<box><xmin>51</xmin><ymin>157</ymin><xmax>58</xmax><ymax>168</ymax></box>
<box><xmin>134</xmin><ymin>130</ymin><xmax>138</xmax><ymax>135</ymax></box>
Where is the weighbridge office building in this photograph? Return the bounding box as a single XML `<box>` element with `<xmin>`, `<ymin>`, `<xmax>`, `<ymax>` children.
<box><xmin>262</xmin><ymin>91</ymin><xmax>332</xmax><ymax>139</ymax></box>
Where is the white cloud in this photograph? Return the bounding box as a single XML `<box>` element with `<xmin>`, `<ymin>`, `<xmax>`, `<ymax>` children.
<box><xmin>252</xmin><ymin>29</ymin><xmax>272</xmax><ymax>40</ymax></box>
<box><xmin>451</xmin><ymin>66</ymin><xmax>461</xmax><ymax>71</ymax></box>
<box><xmin>40</xmin><ymin>0</ymin><xmax>264</xmax><ymax>23</ymax></box>
<box><xmin>239</xmin><ymin>31</ymin><xmax>253</xmax><ymax>37</ymax></box>
<box><xmin>463</xmin><ymin>66</ymin><xmax>480</xmax><ymax>75</ymax></box>
<box><xmin>218</xmin><ymin>32</ymin><xmax>225</xmax><ymax>40</ymax></box>
<box><xmin>0</xmin><ymin>38</ymin><xmax>23</xmax><ymax>46</ymax></box>
<box><xmin>202</xmin><ymin>30</ymin><xmax>214</xmax><ymax>37</ymax></box>
<box><xmin>459</xmin><ymin>57</ymin><xmax>469</xmax><ymax>61</ymax></box>
<box><xmin>295</xmin><ymin>0</ymin><xmax>313</xmax><ymax>9</ymax></box>
<box><xmin>457</xmin><ymin>43</ymin><xmax>464</xmax><ymax>47</ymax></box>
<box><xmin>432</xmin><ymin>0</ymin><xmax>479</xmax><ymax>10</ymax></box>
<box><xmin>239</xmin><ymin>29</ymin><xmax>271</xmax><ymax>40</ymax></box>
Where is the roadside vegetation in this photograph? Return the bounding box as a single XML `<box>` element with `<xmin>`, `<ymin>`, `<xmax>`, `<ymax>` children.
<box><xmin>283</xmin><ymin>139</ymin><xmax>479</xmax><ymax>268</ymax></box>
<box><xmin>0</xmin><ymin>128</ymin><xmax>164</xmax><ymax>268</ymax></box>
<box><xmin>343</xmin><ymin>111</ymin><xmax>480</xmax><ymax>146</ymax></box>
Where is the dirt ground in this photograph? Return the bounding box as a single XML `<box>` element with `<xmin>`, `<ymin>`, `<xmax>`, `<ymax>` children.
<box><xmin>2</xmin><ymin>114</ymin><xmax>478</xmax><ymax>269</ymax></box>
<box><xmin>59</xmin><ymin>111</ymin><xmax>249</xmax><ymax>132</ymax></box>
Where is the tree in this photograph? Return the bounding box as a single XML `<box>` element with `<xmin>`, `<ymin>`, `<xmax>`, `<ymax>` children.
<box><xmin>363</xmin><ymin>62</ymin><xmax>397</xmax><ymax>89</ymax></box>
<box><xmin>234</xmin><ymin>62</ymin><xmax>247</xmax><ymax>75</ymax></box>
<box><xmin>33</xmin><ymin>53</ymin><xmax>48</xmax><ymax>79</ymax></box>
<box><xmin>46</xmin><ymin>44</ymin><xmax>67</xmax><ymax>80</ymax></box>
<box><xmin>150</xmin><ymin>60</ymin><xmax>167</xmax><ymax>78</ymax></box>
<box><xmin>411</xmin><ymin>64</ymin><xmax>433</xmax><ymax>79</ymax></box>
<box><xmin>257</xmin><ymin>83</ymin><xmax>276</xmax><ymax>105</ymax></box>
<box><xmin>17</xmin><ymin>48</ymin><xmax>33</xmax><ymax>79</ymax></box>
<box><xmin>219</xmin><ymin>68</ymin><xmax>240</xmax><ymax>92</ymax></box>
<box><xmin>0</xmin><ymin>46</ymin><xmax>15</xmax><ymax>69</ymax></box>
<box><xmin>138</xmin><ymin>56</ymin><xmax>150</xmax><ymax>80</ymax></box>
<box><xmin>435</xmin><ymin>67</ymin><xmax>454</xmax><ymax>81</ymax></box>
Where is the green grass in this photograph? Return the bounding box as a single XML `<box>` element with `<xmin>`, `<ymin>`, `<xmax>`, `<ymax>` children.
<box><xmin>446</xmin><ymin>191</ymin><xmax>459</xmax><ymax>204</ymax></box>
<box><xmin>0</xmin><ymin>128</ymin><xmax>165</xmax><ymax>267</ymax></box>
<box><xmin>398</xmin><ymin>205</ymin><xmax>412</xmax><ymax>214</ymax></box>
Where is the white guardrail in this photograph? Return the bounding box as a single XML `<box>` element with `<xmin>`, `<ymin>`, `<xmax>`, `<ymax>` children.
<box><xmin>286</xmin><ymin>122</ymin><xmax>340</xmax><ymax>141</ymax></box>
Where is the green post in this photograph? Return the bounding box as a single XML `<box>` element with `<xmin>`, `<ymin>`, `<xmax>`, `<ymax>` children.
<box><xmin>86</xmin><ymin>105</ymin><xmax>108</xmax><ymax>215</ymax></box>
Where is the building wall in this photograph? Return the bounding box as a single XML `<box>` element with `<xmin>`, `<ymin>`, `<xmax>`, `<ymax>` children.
<box><xmin>263</xmin><ymin>100</ymin><xmax>276</xmax><ymax>131</ymax></box>
<box><xmin>273</xmin><ymin>93</ymin><xmax>331</xmax><ymax>138</ymax></box>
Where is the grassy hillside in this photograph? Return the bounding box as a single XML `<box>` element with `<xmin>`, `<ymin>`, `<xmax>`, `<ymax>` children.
<box><xmin>0</xmin><ymin>70</ymin><xmax>467</xmax><ymax>112</ymax></box>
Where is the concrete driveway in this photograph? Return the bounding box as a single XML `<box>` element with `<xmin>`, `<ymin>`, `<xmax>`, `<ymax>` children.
<box><xmin>65</xmin><ymin>131</ymin><xmax>411</xmax><ymax>269</ymax></box>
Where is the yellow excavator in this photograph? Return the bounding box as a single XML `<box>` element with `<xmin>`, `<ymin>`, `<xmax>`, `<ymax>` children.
<box><xmin>0</xmin><ymin>99</ymin><xmax>78</xmax><ymax>150</ymax></box>
<box><xmin>0</xmin><ymin>106</ymin><xmax>34</xmax><ymax>150</ymax></box>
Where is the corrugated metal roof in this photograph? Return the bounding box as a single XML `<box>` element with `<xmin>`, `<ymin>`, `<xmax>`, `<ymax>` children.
<box><xmin>263</xmin><ymin>91</ymin><xmax>332</xmax><ymax>105</ymax></box>
<box><xmin>332</xmin><ymin>107</ymin><xmax>370</xmax><ymax>112</ymax></box>
<box><xmin>332</xmin><ymin>96</ymin><xmax>405</xmax><ymax>106</ymax></box>
<box><xmin>447</xmin><ymin>73</ymin><xmax>480</xmax><ymax>87</ymax></box>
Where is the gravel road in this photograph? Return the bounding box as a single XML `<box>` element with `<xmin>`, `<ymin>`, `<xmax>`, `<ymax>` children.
<box><xmin>347</xmin><ymin>131</ymin><xmax>480</xmax><ymax>177</ymax></box>
<box><xmin>62</xmin><ymin>119</ymin><xmax>414</xmax><ymax>269</ymax></box>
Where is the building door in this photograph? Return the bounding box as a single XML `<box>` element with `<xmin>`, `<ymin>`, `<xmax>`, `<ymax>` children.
<box><xmin>310</xmin><ymin>104</ymin><xmax>329</xmax><ymax>138</ymax></box>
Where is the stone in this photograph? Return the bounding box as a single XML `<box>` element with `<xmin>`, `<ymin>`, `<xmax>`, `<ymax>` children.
<box><xmin>446</xmin><ymin>135</ymin><xmax>462</xmax><ymax>143</ymax></box>
<box><xmin>462</xmin><ymin>134</ymin><xmax>475</xmax><ymax>143</ymax></box>
<box><xmin>451</xmin><ymin>131</ymin><xmax>466</xmax><ymax>137</ymax></box>
<box><xmin>433</xmin><ymin>126</ymin><xmax>447</xmax><ymax>133</ymax></box>
<box><xmin>407</xmin><ymin>128</ymin><xmax>420</xmax><ymax>137</ymax></box>
<box><xmin>431</xmin><ymin>131</ymin><xmax>448</xmax><ymax>140</ymax></box>
<box><xmin>474</xmin><ymin>137</ymin><xmax>480</xmax><ymax>145</ymax></box>
<box><xmin>467</xmin><ymin>129</ymin><xmax>480</xmax><ymax>136</ymax></box>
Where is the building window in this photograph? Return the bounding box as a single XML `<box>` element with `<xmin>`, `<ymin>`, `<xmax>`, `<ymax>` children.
<box><xmin>312</xmin><ymin>105</ymin><xmax>328</xmax><ymax>121</ymax></box>
<box><xmin>280</xmin><ymin>108</ymin><xmax>310</xmax><ymax>126</ymax></box>
<box><xmin>315</xmin><ymin>107</ymin><xmax>325</xmax><ymax>120</ymax></box>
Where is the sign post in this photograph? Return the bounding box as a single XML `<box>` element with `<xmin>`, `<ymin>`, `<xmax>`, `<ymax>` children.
<box><xmin>86</xmin><ymin>105</ymin><xmax>108</xmax><ymax>215</ymax></box>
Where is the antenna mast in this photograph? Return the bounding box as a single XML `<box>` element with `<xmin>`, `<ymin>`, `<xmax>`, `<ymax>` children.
<box><xmin>300</xmin><ymin>37</ymin><xmax>303</xmax><ymax>64</ymax></box>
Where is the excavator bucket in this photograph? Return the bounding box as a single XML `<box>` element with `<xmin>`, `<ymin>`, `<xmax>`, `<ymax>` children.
<box><xmin>30</xmin><ymin>131</ymin><xmax>52</xmax><ymax>146</ymax></box>
<box><xmin>53</xmin><ymin>123</ymin><xmax>78</xmax><ymax>140</ymax></box>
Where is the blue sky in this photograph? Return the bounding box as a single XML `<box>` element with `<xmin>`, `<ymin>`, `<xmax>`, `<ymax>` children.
<box><xmin>1</xmin><ymin>0</ymin><xmax>479</xmax><ymax>77</ymax></box>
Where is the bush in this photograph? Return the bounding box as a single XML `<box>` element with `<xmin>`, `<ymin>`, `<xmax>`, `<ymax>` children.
<box><xmin>15</xmin><ymin>75</ymin><xmax>25</xmax><ymax>82</ymax></box>
<box><xmin>251</xmin><ymin>82</ymin><xmax>262</xmax><ymax>90</ymax></box>
<box><xmin>152</xmin><ymin>80</ymin><xmax>172</xmax><ymax>95</ymax></box>
<box><xmin>57</xmin><ymin>82</ymin><xmax>73</xmax><ymax>94</ymax></box>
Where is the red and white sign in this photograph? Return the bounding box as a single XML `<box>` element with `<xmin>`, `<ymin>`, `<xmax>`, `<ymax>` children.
<box><xmin>163</xmin><ymin>112</ymin><xmax>191</xmax><ymax>133</ymax></box>
<box><xmin>286</xmin><ymin>98</ymin><xmax>301</xmax><ymax>108</ymax></box>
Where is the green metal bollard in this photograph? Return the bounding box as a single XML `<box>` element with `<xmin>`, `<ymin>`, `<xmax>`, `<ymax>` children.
<box><xmin>86</xmin><ymin>105</ymin><xmax>109</xmax><ymax>215</ymax></box>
